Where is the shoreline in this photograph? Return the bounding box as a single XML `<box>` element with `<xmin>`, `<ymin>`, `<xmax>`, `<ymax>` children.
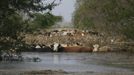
<box><xmin>0</xmin><ymin>70</ymin><xmax>134</xmax><ymax>75</ymax></box>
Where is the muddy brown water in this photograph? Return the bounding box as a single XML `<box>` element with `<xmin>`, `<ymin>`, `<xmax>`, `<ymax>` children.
<box><xmin>0</xmin><ymin>52</ymin><xmax>134</xmax><ymax>73</ymax></box>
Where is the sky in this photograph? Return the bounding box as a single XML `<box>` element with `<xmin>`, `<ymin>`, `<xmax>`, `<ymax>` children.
<box><xmin>52</xmin><ymin>0</ymin><xmax>76</xmax><ymax>22</ymax></box>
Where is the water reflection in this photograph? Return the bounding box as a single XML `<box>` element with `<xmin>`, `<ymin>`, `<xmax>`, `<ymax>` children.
<box><xmin>0</xmin><ymin>52</ymin><xmax>134</xmax><ymax>72</ymax></box>
<box><xmin>53</xmin><ymin>54</ymin><xmax>60</xmax><ymax>64</ymax></box>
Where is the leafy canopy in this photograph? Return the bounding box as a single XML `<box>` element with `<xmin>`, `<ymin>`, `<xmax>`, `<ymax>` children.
<box><xmin>0</xmin><ymin>0</ymin><xmax>62</xmax><ymax>51</ymax></box>
<box><xmin>73</xmin><ymin>0</ymin><xmax>134</xmax><ymax>39</ymax></box>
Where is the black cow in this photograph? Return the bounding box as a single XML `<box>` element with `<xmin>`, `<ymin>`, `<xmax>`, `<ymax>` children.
<box><xmin>28</xmin><ymin>44</ymin><xmax>53</xmax><ymax>52</ymax></box>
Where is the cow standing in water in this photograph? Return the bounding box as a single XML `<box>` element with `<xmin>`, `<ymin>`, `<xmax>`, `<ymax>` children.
<box><xmin>58</xmin><ymin>46</ymin><xmax>93</xmax><ymax>52</ymax></box>
<box><xmin>52</xmin><ymin>43</ymin><xmax>95</xmax><ymax>52</ymax></box>
<box><xmin>28</xmin><ymin>44</ymin><xmax>53</xmax><ymax>52</ymax></box>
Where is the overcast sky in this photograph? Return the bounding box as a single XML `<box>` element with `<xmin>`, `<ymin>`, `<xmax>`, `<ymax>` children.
<box><xmin>52</xmin><ymin>0</ymin><xmax>76</xmax><ymax>22</ymax></box>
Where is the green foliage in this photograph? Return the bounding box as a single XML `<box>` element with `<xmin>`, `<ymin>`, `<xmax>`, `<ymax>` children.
<box><xmin>28</xmin><ymin>12</ymin><xmax>62</xmax><ymax>31</ymax></box>
<box><xmin>0</xmin><ymin>13</ymin><xmax>24</xmax><ymax>37</ymax></box>
<box><xmin>122</xmin><ymin>19</ymin><xmax>134</xmax><ymax>39</ymax></box>
<box><xmin>0</xmin><ymin>13</ymin><xmax>28</xmax><ymax>51</ymax></box>
<box><xmin>101</xmin><ymin>0</ymin><xmax>134</xmax><ymax>39</ymax></box>
<box><xmin>73</xmin><ymin>0</ymin><xmax>95</xmax><ymax>29</ymax></box>
<box><xmin>73</xmin><ymin>0</ymin><xmax>134</xmax><ymax>39</ymax></box>
<box><xmin>0</xmin><ymin>0</ymin><xmax>62</xmax><ymax>51</ymax></box>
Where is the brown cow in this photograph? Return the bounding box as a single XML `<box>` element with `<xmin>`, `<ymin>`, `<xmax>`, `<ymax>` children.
<box><xmin>58</xmin><ymin>46</ymin><xmax>93</xmax><ymax>52</ymax></box>
<box><xmin>52</xmin><ymin>43</ymin><xmax>94</xmax><ymax>52</ymax></box>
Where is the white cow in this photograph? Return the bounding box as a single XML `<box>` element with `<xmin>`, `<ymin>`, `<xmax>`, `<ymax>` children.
<box><xmin>93</xmin><ymin>44</ymin><xmax>99</xmax><ymax>52</ymax></box>
<box><xmin>53</xmin><ymin>42</ymin><xmax>60</xmax><ymax>52</ymax></box>
<box><xmin>35</xmin><ymin>44</ymin><xmax>41</xmax><ymax>49</ymax></box>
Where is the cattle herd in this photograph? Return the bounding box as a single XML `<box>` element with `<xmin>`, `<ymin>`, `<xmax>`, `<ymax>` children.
<box><xmin>24</xmin><ymin>29</ymin><xmax>104</xmax><ymax>50</ymax></box>
<box><xmin>26</xmin><ymin>42</ymin><xmax>100</xmax><ymax>52</ymax></box>
<box><xmin>24</xmin><ymin>29</ymin><xmax>124</xmax><ymax>53</ymax></box>
<box><xmin>0</xmin><ymin>43</ymin><xmax>99</xmax><ymax>62</ymax></box>
<box><xmin>23</xmin><ymin>29</ymin><xmax>105</xmax><ymax>53</ymax></box>
<box><xmin>0</xmin><ymin>29</ymin><xmax>127</xmax><ymax>62</ymax></box>
<box><xmin>43</xmin><ymin>29</ymin><xmax>102</xmax><ymax>37</ymax></box>
<box><xmin>0</xmin><ymin>42</ymin><xmax>126</xmax><ymax>62</ymax></box>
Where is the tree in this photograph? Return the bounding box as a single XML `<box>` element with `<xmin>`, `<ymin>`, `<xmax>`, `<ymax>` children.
<box><xmin>101</xmin><ymin>0</ymin><xmax>134</xmax><ymax>39</ymax></box>
<box><xmin>0</xmin><ymin>0</ymin><xmax>62</xmax><ymax>52</ymax></box>
<box><xmin>73</xmin><ymin>0</ymin><xmax>134</xmax><ymax>39</ymax></box>
<box><xmin>28</xmin><ymin>12</ymin><xmax>62</xmax><ymax>32</ymax></box>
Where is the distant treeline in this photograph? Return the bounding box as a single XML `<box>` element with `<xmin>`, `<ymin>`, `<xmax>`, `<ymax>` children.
<box><xmin>73</xmin><ymin>0</ymin><xmax>134</xmax><ymax>40</ymax></box>
<box><xmin>27</xmin><ymin>12</ymin><xmax>62</xmax><ymax>32</ymax></box>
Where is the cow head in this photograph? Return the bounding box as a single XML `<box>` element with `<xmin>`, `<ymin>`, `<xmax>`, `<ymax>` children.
<box><xmin>93</xmin><ymin>44</ymin><xmax>99</xmax><ymax>52</ymax></box>
<box><xmin>51</xmin><ymin>42</ymin><xmax>61</xmax><ymax>52</ymax></box>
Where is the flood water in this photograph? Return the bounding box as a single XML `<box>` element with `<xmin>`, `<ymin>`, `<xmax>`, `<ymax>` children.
<box><xmin>0</xmin><ymin>52</ymin><xmax>134</xmax><ymax>72</ymax></box>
